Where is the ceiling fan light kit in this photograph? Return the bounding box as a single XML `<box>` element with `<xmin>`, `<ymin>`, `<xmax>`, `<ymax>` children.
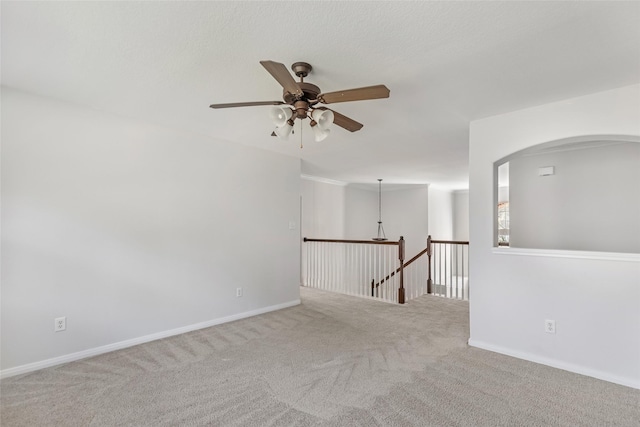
<box><xmin>311</xmin><ymin>109</ymin><xmax>334</xmax><ymax>131</ymax></box>
<box><xmin>270</xmin><ymin>106</ymin><xmax>295</xmax><ymax>138</ymax></box>
<box><xmin>310</xmin><ymin>109</ymin><xmax>334</xmax><ymax>142</ymax></box>
<box><xmin>311</xmin><ymin>122</ymin><xmax>330</xmax><ymax>142</ymax></box>
<box><xmin>269</xmin><ymin>106</ymin><xmax>293</xmax><ymax>127</ymax></box>
<box><xmin>274</xmin><ymin>121</ymin><xmax>294</xmax><ymax>139</ymax></box>
<box><xmin>209</xmin><ymin>60</ymin><xmax>390</xmax><ymax>144</ymax></box>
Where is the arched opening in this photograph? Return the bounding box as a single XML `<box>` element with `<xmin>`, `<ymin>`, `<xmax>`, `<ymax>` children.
<box><xmin>494</xmin><ymin>135</ymin><xmax>640</xmax><ymax>253</ymax></box>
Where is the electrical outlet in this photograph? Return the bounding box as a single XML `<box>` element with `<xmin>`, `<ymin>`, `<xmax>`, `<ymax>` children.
<box><xmin>54</xmin><ymin>317</ymin><xmax>66</xmax><ymax>332</ymax></box>
<box><xmin>544</xmin><ymin>319</ymin><xmax>556</xmax><ymax>334</ymax></box>
<box><xmin>236</xmin><ymin>287</ymin><xmax>243</xmax><ymax>297</ymax></box>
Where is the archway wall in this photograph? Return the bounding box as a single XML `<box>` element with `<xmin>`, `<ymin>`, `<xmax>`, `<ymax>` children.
<box><xmin>468</xmin><ymin>84</ymin><xmax>640</xmax><ymax>389</ymax></box>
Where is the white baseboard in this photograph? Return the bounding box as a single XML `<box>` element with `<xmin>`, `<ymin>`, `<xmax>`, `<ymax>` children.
<box><xmin>468</xmin><ymin>339</ymin><xmax>640</xmax><ymax>390</ymax></box>
<box><xmin>1</xmin><ymin>299</ymin><xmax>301</xmax><ymax>379</ymax></box>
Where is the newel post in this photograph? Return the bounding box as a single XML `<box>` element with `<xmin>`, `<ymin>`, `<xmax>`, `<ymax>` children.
<box><xmin>398</xmin><ymin>236</ymin><xmax>405</xmax><ymax>304</ymax></box>
<box><xmin>426</xmin><ymin>235</ymin><xmax>433</xmax><ymax>294</ymax></box>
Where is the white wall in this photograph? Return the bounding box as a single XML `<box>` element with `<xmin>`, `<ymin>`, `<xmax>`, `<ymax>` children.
<box><xmin>1</xmin><ymin>88</ymin><xmax>301</xmax><ymax>374</ymax></box>
<box><xmin>343</xmin><ymin>185</ymin><xmax>430</xmax><ymax>258</ymax></box>
<box><xmin>344</xmin><ymin>185</ymin><xmax>378</xmax><ymax>240</ymax></box>
<box><xmin>382</xmin><ymin>186</ymin><xmax>429</xmax><ymax>258</ymax></box>
<box><xmin>453</xmin><ymin>190</ymin><xmax>469</xmax><ymax>241</ymax></box>
<box><xmin>509</xmin><ymin>141</ymin><xmax>640</xmax><ymax>253</ymax></box>
<box><xmin>301</xmin><ymin>177</ymin><xmax>346</xmax><ymax>239</ymax></box>
<box><xmin>469</xmin><ymin>84</ymin><xmax>640</xmax><ymax>389</ymax></box>
<box><xmin>303</xmin><ymin>181</ymin><xmax>431</xmax><ymax>258</ymax></box>
<box><xmin>428</xmin><ymin>187</ymin><xmax>453</xmax><ymax>240</ymax></box>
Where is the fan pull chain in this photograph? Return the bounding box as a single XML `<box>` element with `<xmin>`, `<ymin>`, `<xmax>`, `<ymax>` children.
<box><xmin>300</xmin><ymin>120</ymin><xmax>303</xmax><ymax>149</ymax></box>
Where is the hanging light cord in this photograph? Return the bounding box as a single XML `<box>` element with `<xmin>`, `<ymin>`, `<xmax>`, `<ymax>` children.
<box><xmin>378</xmin><ymin>179</ymin><xmax>382</xmax><ymax>223</ymax></box>
<box><xmin>374</xmin><ymin>178</ymin><xmax>387</xmax><ymax>240</ymax></box>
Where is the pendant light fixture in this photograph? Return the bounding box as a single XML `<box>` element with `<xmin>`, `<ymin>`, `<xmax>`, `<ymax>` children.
<box><xmin>372</xmin><ymin>178</ymin><xmax>387</xmax><ymax>241</ymax></box>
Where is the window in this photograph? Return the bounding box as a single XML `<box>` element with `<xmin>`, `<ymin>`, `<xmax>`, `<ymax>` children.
<box><xmin>497</xmin><ymin>201</ymin><xmax>509</xmax><ymax>246</ymax></box>
<box><xmin>496</xmin><ymin>161</ymin><xmax>509</xmax><ymax>247</ymax></box>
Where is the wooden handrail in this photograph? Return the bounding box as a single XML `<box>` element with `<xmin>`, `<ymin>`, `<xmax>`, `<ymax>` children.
<box><xmin>303</xmin><ymin>237</ymin><xmax>400</xmax><ymax>246</ymax></box>
<box><xmin>304</xmin><ymin>236</ymin><xmax>407</xmax><ymax>303</ymax></box>
<box><xmin>374</xmin><ymin>246</ymin><xmax>429</xmax><ymax>288</ymax></box>
<box><xmin>374</xmin><ymin>237</ymin><xmax>469</xmax><ymax>291</ymax></box>
<box><xmin>305</xmin><ymin>235</ymin><xmax>470</xmax><ymax>304</ymax></box>
<box><xmin>430</xmin><ymin>239</ymin><xmax>469</xmax><ymax>245</ymax></box>
<box><xmin>427</xmin><ymin>236</ymin><xmax>469</xmax><ymax>296</ymax></box>
<box><xmin>401</xmin><ymin>246</ymin><xmax>429</xmax><ymax>270</ymax></box>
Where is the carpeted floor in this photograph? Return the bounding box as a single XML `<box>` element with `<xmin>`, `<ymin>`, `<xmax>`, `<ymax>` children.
<box><xmin>1</xmin><ymin>287</ymin><xmax>639</xmax><ymax>426</ymax></box>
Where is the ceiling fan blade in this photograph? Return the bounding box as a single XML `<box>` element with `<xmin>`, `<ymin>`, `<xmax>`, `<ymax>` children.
<box><xmin>317</xmin><ymin>107</ymin><xmax>363</xmax><ymax>132</ymax></box>
<box><xmin>260</xmin><ymin>60</ymin><xmax>303</xmax><ymax>97</ymax></box>
<box><xmin>318</xmin><ymin>85</ymin><xmax>390</xmax><ymax>104</ymax></box>
<box><xmin>209</xmin><ymin>100</ymin><xmax>285</xmax><ymax>109</ymax></box>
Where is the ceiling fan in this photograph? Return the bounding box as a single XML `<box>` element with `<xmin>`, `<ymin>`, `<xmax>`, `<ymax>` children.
<box><xmin>209</xmin><ymin>60</ymin><xmax>390</xmax><ymax>142</ymax></box>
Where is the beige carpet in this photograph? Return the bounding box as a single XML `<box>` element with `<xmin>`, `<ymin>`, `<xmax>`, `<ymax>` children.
<box><xmin>1</xmin><ymin>287</ymin><xmax>639</xmax><ymax>426</ymax></box>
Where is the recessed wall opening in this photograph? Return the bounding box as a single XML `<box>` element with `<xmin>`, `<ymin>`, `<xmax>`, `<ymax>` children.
<box><xmin>494</xmin><ymin>135</ymin><xmax>640</xmax><ymax>253</ymax></box>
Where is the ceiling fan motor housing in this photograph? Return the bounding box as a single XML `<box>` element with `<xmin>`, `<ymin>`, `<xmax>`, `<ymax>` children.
<box><xmin>283</xmin><ymin>82</ymin><xmax>321</xmax><ymax>105</ymax></box>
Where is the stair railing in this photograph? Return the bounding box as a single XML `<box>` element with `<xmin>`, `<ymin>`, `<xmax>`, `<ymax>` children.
<box><xmin>303</xmin><ymin>237</ymin><xmax>406</xmax><ymax>304</ymax></box>
<box><xmin>374</xmin><ymin>235</ymin><xmax>470</xmax><ymax>302</ymax></box>
<box><xmin>303</xmin><ymin>235</ymin><xmax>469</xmax><ymax>303</ymax></box>
<box><xmin>427</xmin><ymin>236</ymin><xmax>470</xmax><ymax>300</ymax></box>
<box><xmin>372</xmin><ymin>244</ymin><xmax>428</xmax><ymax>301</ymax></box>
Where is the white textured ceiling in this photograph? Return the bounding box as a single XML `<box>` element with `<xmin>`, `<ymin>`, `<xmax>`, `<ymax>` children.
<box><xmin>2</xmin><ymin>1</ymin><xmax>639</xmax><ymax>189</ymax></box>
